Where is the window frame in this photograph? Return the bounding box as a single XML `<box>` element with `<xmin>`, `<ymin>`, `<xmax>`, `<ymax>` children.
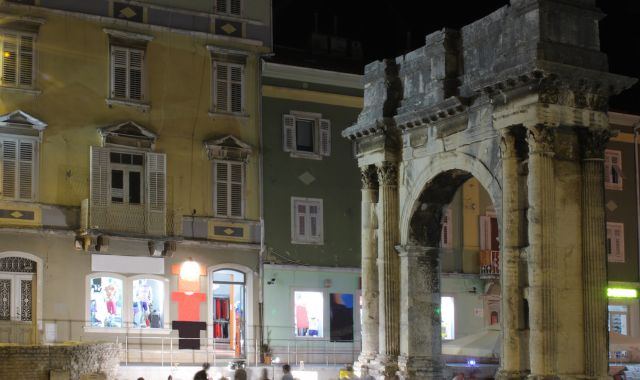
<box><xmin>211</xmin><ymin>61</ymin><xmax>245</xmax><ymax>115</ymax></box>
<box><xmin>108</xmin><ymin>150</ymin><xmax>145</xmax><ymax>205</ymax></box>
<box><xmin>608</xmin><ymin>303</ymin><xmax>630</xmax><ymax>336</ymax></box>
<box><xmin>0</xmin><ymin>134</ymin><xmax>38</xmax><ymax>202</ymax></box>
<box><xmin>85</xmin><ymin>272</ymin><xmax>171</xmax><ymax>333</ymax></box>
<box><xmin>283</xmin><ymin>111</ymin><xmax>331</xmax><ymax>159</ymax></box>
<box><xmin>213</xmin><ymin>159</ymin><xmax>245</xmax><ymax>219</ymax></box>
<box><xmin>216</xmin><ymin>0</ymin><xmax>242</xmax><ymax>16</ymax></box>
<box><xmin>607</xmin><ymin>222</ymin><xmax>625</xmax><ymax>263</ymax></box>
<box><xmin>292</xmin><ymin>288</ymin><xmax>326</xmax><ymax>339</ymax></box>
<box><xmin>109</xmin><ymin>45</ymin><xmax>147</xmax><ymax>104</ymax></box>
<box><xmin>440</xmin><ymin>207</ymin><xmax>453</xmax><ymax>249</ymax></box>
<box><xmin>605</xmin><ymin>149</ymin><xmax>623</xmax><ymax>190</ymax></box>
<box><xmin>0</xmin><ymin>31</ymin><xmax>36</xmax><ymax>90</ymax></box>
<box><xmin>291</xmin><ymin>197</ymin><xmax>324</xmax><ymax>245</ymax></box>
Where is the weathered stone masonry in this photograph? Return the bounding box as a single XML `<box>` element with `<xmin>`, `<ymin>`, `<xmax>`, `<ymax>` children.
<box><xmin>343</xmin><ymin>0</ymin><xmax>636</xmax><ymax>379</ymax></box>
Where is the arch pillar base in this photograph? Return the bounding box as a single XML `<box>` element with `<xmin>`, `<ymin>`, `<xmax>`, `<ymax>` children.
<box><xmin>370</xmin><ymin>354</ymin><xmax>399</xmax><ymax>380</ymax></box>
<box><xmin>354</xmin><ymin>352</ymin><xmax>377</xmax><ymax>377</ymax></box>
<box><xmin>397</xmin><ymin>355</ymin><xmax>447</xmax><ymax>380</ymax></box>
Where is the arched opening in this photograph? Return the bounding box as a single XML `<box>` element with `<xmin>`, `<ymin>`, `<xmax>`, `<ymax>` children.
<box><xmin>406</xmin><ymin>169</ymin><xmax>503</xmax><ymax>374</ymax></box>
<box><xmin>0</xmin><ymin>252</ymin><xmax>41</xmax><ymax>344</ymax></box>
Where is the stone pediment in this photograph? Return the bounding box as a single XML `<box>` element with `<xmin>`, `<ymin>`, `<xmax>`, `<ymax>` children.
<box><xmin>99</xmin><ymin>121</ymin><xmax>156</xmax><ymax>149</ymax></box>
<box><xmin>204</xmin><ymin>135</ymin><xmax>252</xmax><ymax>161</ymax></box>
<box><xmin>0</xmin><ymin>110</ymin><xmax>47</xmax><ymax>137</ymax></box>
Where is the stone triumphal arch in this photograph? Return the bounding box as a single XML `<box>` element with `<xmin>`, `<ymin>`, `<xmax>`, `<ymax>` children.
<box><xmin>343</xmin><ymin>1</ymin><xmax>636</xmax><ymax>379</ymax></box>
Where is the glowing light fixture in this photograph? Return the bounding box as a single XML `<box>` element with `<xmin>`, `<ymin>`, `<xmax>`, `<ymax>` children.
<box><xmin>467</xmin><ymin>359</ymin><xmax>477</xmax><ymax>366</ymax></box>
<box><xmin>3</xmin><ymin>52</ymin><xmax>10</xmax><ymax>58</ymax></box>
<box><xmin>607</xmin><ymin>287</ymin><xmax>638</xmax><ymax>298</ymax></box>
<box><xmin>180</xmin><ymin>257</ymin><xmax>201</xmax><ymax>282</ymax></box>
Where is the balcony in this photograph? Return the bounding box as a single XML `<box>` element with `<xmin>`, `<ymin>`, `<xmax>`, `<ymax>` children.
<box><xmin>479</xmin><ymin>250</ymin><xmax>500</xmax><ymax>279</ymax></box>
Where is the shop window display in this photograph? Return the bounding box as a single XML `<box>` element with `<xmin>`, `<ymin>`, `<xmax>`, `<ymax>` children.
<box><xmin>132</xmin><ymin>279</ymin><xmax>164</xmax><ymax>328</ymax></box>
<box><xmin>294</xmin><ymin>291</ymin><xmax>323</xmax><ymax>338</ymax></box>
<box><xmin>441</xmin><ymin>296</ymin><xmax>455</xmax><ymax>340</ymax></box>
<box><xmin>90</xmin><ymin>277</ymin><xmax>123</xmax><ymax>328</ymax></box>
<box><xmin>212</xmin><ymin>269</ymin><xmax>246</xmax><ymax>356</ymax></box>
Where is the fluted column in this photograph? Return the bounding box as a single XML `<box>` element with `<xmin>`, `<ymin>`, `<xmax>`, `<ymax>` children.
<box><xmin>526</xmin><ymin>125</ymin><xmax>557</xmax><ymax>378</ymax></box>
<box><xmin>497</xmin><ymin>127</ymin><xmax>526</xmax><ymax>380</ymax></box>
<box><xmin>373</xmin><ymin>161</ymin><xmax>400</xmax><ymax>379</ymax></box>
<box><xmin>578</xmin><ymin>128</ymin><xmax>611</xmax><ymax>380</ymax></box>
<box><xmin>357</xmin><ymin>165</ymin><xmax>380</xmax><ymax>376</ymax></box>
<box><xmin>397</xmin><ymin>245</ymin><xmax>444</xmax><ymax>380</ymax></box>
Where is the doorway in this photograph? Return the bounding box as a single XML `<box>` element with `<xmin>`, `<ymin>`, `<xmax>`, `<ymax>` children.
<box><xmin>0</xmin><ymin>256</ymin><xmax>36</xmax><ymax>344</ymax></box>
<box><xmin>212</xmin><ymin>269</ymin><xmax>246</xmax><ymax>357</ymax></box>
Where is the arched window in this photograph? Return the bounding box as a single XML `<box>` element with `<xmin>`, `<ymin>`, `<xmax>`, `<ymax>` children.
<box><xmin>212</xmin><ymin>269</ymin><xmax>246</xmax><ymax>355</ymax></box>
<box><xmin>89</xmin><ymin>275</ymin><xmax>124</xmax><ymax>328</ymax></box>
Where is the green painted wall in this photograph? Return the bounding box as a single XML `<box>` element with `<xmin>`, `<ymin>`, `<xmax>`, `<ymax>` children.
<box><xmin>262</xmin><ymin>87</ymin><xmax>362</xmax><ymax>267</ymax></box>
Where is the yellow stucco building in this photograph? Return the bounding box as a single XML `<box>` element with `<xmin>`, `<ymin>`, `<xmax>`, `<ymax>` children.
<box><xmin>0</xmin><ymin>0</ymin><xmax>270</xmax><ymax>362</ymax></box>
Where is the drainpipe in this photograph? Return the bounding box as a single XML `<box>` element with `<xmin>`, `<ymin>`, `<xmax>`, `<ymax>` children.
<box><xmin>634</xmin><ymin>123</ymin><xmax>640</xmax><ymax>282</ymax></box>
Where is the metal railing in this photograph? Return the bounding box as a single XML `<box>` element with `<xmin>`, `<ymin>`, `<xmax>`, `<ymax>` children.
<box><xmin>479</xmin><ymin>250</ymin><xmax>500</xmax><ymax>276</ymax></box>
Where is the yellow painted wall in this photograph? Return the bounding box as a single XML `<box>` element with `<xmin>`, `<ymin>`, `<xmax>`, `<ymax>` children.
<box><xmin>0</xmin><ymin>10</ymin><xmax>266</xmax><ymax>220</ymax></box>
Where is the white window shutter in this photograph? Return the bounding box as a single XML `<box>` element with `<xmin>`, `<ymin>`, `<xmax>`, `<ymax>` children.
<box><xmin>283</xmin><ymin>114</ymin><xmax>295</xmax><ymax>152</ymax></box>
<box><xmin>319</xmin><ymin>118</ymin><xmax>331</xmax><ymax>156</ymax></box>
<box><xmin>1</xmin><ymin>33</ymin><xmax>18</xmax><ymax>86</ymax></box>
<box><xmin>479</xmin><ymin>215</ymin><xmax>488</xmax><ymax>250</ymax></box>
<box><xmin>215</xmin><ymin>161</ymin><xmax>229</xmax><ymax>217</ymax></box>
<box><xmin>230</xmin><ymin>0</ymin><xmax>241</xmax><ymax>15</ymax></box>
<box><xmin>216</xmin><ymin>0</ymin><xmax>227</xmax><ymax>13</ymax></box>
<box><xmin>90</xmin><ymin>146</ymin><xmax>109</xmax><ymax>207</ymax></box>
<box><xmin>146</xmin><ymin>152</ymin><xmax>167</xmax><ymax>235</ymax></box>
<box><xmin>604</xmin><ymin>155</ymin><xmax>612</xmax><ymax>184</ymax></box>
<box><xmin>229</xmin><ymin>162</ymin><xmax>244</xmax><ymax>217</ymax></box>
<box><xmin>128</xmin><ymin>48</ymin><xmax>144</xmax><ymax>101</ymax></box>
<box><xmin>214</xmin><ymin>62</ymin><xmax>229</xmax><ymax>112</ymax></box>
<box><xmin>1</xmin><ymin>139</ymin><xmax>17</xmax><ymax>199</ymax></box>
<box><xmin>18</xmin><ymin>34</ymin><xmax>34</xmax><ymax>87</ymax></box>
<box><xmin>18</xmin><ymin>140</ymin><xmax>34</xmax><ymax>200</ymax></box>
<box><xmin>441</xmin><ymin>208</ymin><xmax>452</xmax><ymax>248</ymax></box>
<box><xmin>230</xmin><ymin>65</ymin><xmax>243</xmax><ymax>113</ymax></box>
<box><xmin>111</xmin><ymin>46</ymin><xmax>128</xmax><ymax>99</ymax></box>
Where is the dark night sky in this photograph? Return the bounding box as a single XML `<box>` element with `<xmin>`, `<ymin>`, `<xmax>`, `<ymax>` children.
<box><xmin>273</xmin><ymin>0</ymin><xmax>639</xmax><ymax>114</ymax></box>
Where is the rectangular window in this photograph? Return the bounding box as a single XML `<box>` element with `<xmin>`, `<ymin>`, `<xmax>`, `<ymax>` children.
<box><xmin>0</xmin><ymin>137</ymin><xmax>36</xmax><ymax>201</ymax></box>
<box><xmin>608</xmin><ymin>304</ymin><xmax>629</xmax><ymax>335</ymax></box>
<box><xmin>329</xmin><ymin>293</ymin><xmax>354</xmax><ymax>342</ymax></box>
<box><xmin>607</xmin><ymin>222</ymin><xmax>625</xmax><ymax>263</ymax></box>
<box><xmin>294</xmin><ymin>291</ymin><xmax>323</xmax><ymax>338</ymax></box>
<box><xmin>1</xmin><ymin>32</ymin><xmax>35</xmax><ymax>88</ymax></box>
<box><xmin>110</xmin><ymin>46</ymin><xmax>145</xmax><ymax>102</ymax></box>
<box><xmin>440</xmin><ymin>207</ymin><xmax>453</xmax><ymax>248</ymax></box>
<box><xmin>213</xmin><ymin>62</ymin><xmax>244</xmax><ymax>114</ymax></box>
<box><xmin>605</xmin><ymin>149</ymin><xmax>623</xmax><ymax>190</ymax></box>
<box><xmin>216</xmin><ymin>0</ymin><xmax>242</xmax><ymax>16</ymax></box>
<box><xmin>109</xmin><ymin>152</ymin><xmax>144</xmax><ymax>205</ymax></box>
<box><xmin>283</xmin><ymin>112</ymin><xmax>331</xmax><ymax>157</ymax></box>
<box><xmin>441</xmin><ymin>296</ymin><xmax>455</xmax><ymax>340</ymax></box>
<box><xmin>214</xmin><ymin>160</ymin><xmax>244</xmax><ymax>218</ymax></box>
<box><xmin>291</xmin><ymin>197</ymin><xmax>323</xmax><ymax>244</ymax></box>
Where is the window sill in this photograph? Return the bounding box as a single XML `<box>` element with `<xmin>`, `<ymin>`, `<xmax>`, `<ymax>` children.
<box><xmin>84</xmin><ymin>326</ymin><xmax>172</xmax><ymax>334</ymax></box>
<box><xmin>289</xmin><ymin>152</ymin><xmax>323</xmax><ymax>160</ymax></box>
<box><xmin>106</xmin><ymin>98</ymin><xmax>151</xmax><ymax>112</ymax></box>
<box><xmin>605</xmin><ymin>184</ymin><xmax>623</xmax><ymax>191</ymax></box>
<box><xmin>208</xmin><ymin>111</ymin><xmax>250</xmax><ymax>120</ymax></box>
<box><xmin>0</xmin><ymin>85</ymin><xmax>41</xmax><ymax>95</ymax></box>
<box><xmin>291</xmin><ymin>240</ymin><xmax>324</xmax><ymax>246</ymax></box>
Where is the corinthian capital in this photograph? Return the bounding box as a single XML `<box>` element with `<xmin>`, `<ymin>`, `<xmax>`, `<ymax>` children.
<box><xmin>577</xmin><ymin>128</ymin><xmax>612</xmax><ymax>160</ymax></box>
<box><xmin>377</xmin><ymin>161</ymin><xmax>398</xmax><ymax>186</ymax></box>
<box><xmin>360</xmin><ymin>165</ymin><xmax>379</xmax><ymax>190</ymax></box>
<box><xmin>526</xmin><ymin>125</ymin><xmax>555</xmax><ymax>156</ymax></box>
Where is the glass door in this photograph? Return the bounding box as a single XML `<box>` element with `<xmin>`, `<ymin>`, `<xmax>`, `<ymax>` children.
<box><xmin>212</xmin><ymin>269</ymin><xmax>246</xmax><ymax>357</ymax></box>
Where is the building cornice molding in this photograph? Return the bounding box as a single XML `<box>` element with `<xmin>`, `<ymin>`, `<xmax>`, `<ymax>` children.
<box><xmin>262</xmin><ymin>62</ymin><xmax>363</xmax><ymax>90</ymax></box>
<box><xmin>264</xmin><ymin>263</ymin><xmax>361</xmax><ymax>273</ymax></box>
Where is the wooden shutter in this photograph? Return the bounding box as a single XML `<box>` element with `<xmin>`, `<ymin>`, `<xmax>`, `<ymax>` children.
<box><xmin>18</xmin><ymin>34</ymin><xmax>34</xmax><ymax>87</ymax></box>
<box><xmin>1</xmin><ymin>139</ymin><xmax>17</xmax><ymax>199</ymax></box>
<box><xmin>441</xmin><ymin>208</ymin><xmax>452</xmax><ymax>248</ymax></box>
<box><xmin>90</xmin><ymin>146</ymin><xmax>109</xmax><ymax>207</ymax></box>
<box><xmin>309</xmin><ymin>203</ymin><xmax>319</xmax><ymax>239</ymax></box>
<box><xmin>230</xmin><ymin>65</ymin><xmax>243</xmax><ymax>113</ymax></box>
<box><xmin>214</xmin><ymin>62</ymin><xmax>229</xmax><ymax>112</ymax></box>
<box><xmin>146</xmin><ymin>152</ymin><xmax>167</xmax><ymax>235</ymax></box>
<box><xmin>230</xmin><ymin>0</ymin><xmax>241</xmax><ymax>15</ymax></box>
<box><xmin>283</xmin><ymin>114</ymin><xmax>295</xmax><ymax>152</ymax></box>
<box><xmin>604</xmin><ymin>153</ymin><xmax>612</xmax><ymax>184</ymax></box>
<box><xmin>295</xmin><ymin>201</ymin><xmax>307</xmax><ymax>239</ymax></box>
<box><xmin>215</xmin><ymin>161</ymin><xmax>229</xmax><ymax>217</ymax></box>
<box><xmin>1</xmin><ymin>33</ymin><xmax>17</xmax><ymax>86</ymax></box>
<box><xmin>479</xmin><ymin>215</ymin><xmax>489</xmax><ymax>250</ymax></box>
<box><xmin>319</xmin><ymin>119</ymin><xmax>331</xmax><ymax>156</ymax></box>
<box><xmin>17</xmin><ymin>140</ymin><xmax>34</xmax><ymax>200</ymax></box>
<box><xmin>128</xmin><ymin>48</ymin><xmax>144</xmax><ymax>101</ymax></box>
<box><xmin>229</xmin><ymin>162</ymin><xmax>243</xmax><ymax>217</ymax></box>
<box><xmin>111</xmin><ymin>46</ymin><xmax>128</xmax><ymax>99</ymax></box>
<box><xmin>216</xmin><ymin>0</ymin><xmax>227</xmax><ymax>13</ymax></box>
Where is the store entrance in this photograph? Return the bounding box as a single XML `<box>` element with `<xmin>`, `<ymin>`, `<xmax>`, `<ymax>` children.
<box><xmin>212</xmin><ymin>269</ymin><xmax>246</xmax><ymax>357</ymax></box>
<box><xmin>0</xmin><ymin>257</ymin><xmax>36</xmax><ymax>344</ymax></box>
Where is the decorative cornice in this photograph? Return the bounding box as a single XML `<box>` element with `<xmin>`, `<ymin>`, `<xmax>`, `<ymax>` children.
<box><xmin>103</xmin><ymin>28</ymin><xmax>154</xmax><ymax>42</ymax></box>
<box><xmin>394</xmin><ymin>96</ymin><xmax>469</xmax><ymax>131</ymax></box>
<box><xmin>262</xmin><ymin>62</ymin><xmax>363</xmax><ymax>90</ymax></box>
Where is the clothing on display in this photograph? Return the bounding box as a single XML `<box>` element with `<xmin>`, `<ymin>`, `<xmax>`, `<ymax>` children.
<box><xmin>213</xmin><ymin>296</ymin><xmax>230</xmax><ymax>339</ymax></box>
